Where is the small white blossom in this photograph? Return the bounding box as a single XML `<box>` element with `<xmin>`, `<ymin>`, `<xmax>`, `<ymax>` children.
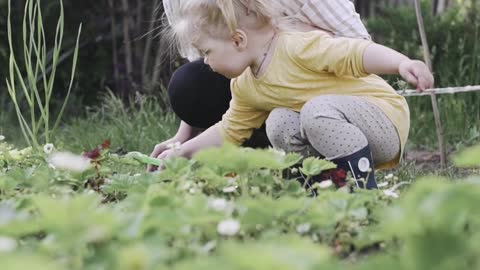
<box><xmin>222</xmin><ymin>186</ymin><xmax>237</xmax><ymax>193</ymax></box>
<box><xmin>383</xmin><ymin>189</ymin><xmax>399</xmax><ymax>199</ymax></box>
<box><xmin>296</xmin><ymin>223</ymin><xmax>311</xmax><ymax>234</ymax></box>
<box><xmin>133</xmin><ymin>173</ymin><xmax>142</xmax><ymax>177</ymax></box>
<box><xmin>225</xmin><ymin>175</ymin><xmax>239</xmax><ymax>185</ymax></box>
<box><xmin>378</xmin><ymin>182</ymin><xmax>389</xmax><ymax>188</ymax></box>
<box><xmin>182</xmin><ymin>181</ymin><xmax>193</xmax><ymax>190</ymax></box>
<box><xmin>43</xmin><ymin>143</ymin><xmax>55</xmax><ymax>154</ymax></box>
<box><xmin>0</xmin><ymin>236</ymin><xmax>17</xmax><ymax>252</ymax></box>
<box><xmin>385</xmin><ymin>173</ymin><xmax>394</xmax><ymax>180</ymax></box>
<box><xmin>166</xmin><ymin>142</ymin><xmax>182</xmax><ymax>152</ymax></box>
<box><xmin>104</xmin><ymin>178</ymin><xmax>113</xmax><ymax>185</ymax></box>
<box><xmin>48</xmin><ymin>152</ymin><xmax>91</xmax><ymax>172</ymax></box>
<box><xmin>317</xmin><ymin>180</ymin><xmax>333</xmax><ymax>189</ymax></box>
<box><xmin>189</xmin><ymin>188</ymin><xmax>197</xmax><ymax>194</ymax></box>
<box><xmin>217</xmin><ymin>219</ymin><xmax>241</xmax><ymax>236</ymax></box>
<box><xmin>200</xmin><ymin>241</ymin><xmax>217</xmax><ymax>254</ymax></box>
<box><xmin>290</xmin><ymin>167</ymin><xmax>299</xmax><ymax>174</ymax></box>
<box><xmin>0</xmin><ymin>135</ymin><xmax>5</xmax><ymax>141</ymax></box>
<box><xmin>208</xmin><ymin>198</ymin><xmax>233</xmax><ymax>212</ymax></box>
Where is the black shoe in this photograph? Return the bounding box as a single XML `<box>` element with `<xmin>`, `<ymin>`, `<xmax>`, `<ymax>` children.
<box><xmin>331</xmin><ymin>145</ymin><xmax>377</xmax><ymax>189</ymax></box>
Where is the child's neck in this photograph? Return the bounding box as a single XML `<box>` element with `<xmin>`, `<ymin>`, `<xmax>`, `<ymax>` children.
<box><xmin>248</xmin><ymin>26</ymin><xmax>278</xmax><ymax>77</ymax></box>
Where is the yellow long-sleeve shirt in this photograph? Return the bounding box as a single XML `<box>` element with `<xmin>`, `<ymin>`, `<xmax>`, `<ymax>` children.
<box><xmin>217</xmin><ymin>30</ymin><xmax>410</xmax><ymax>168</ymax></box>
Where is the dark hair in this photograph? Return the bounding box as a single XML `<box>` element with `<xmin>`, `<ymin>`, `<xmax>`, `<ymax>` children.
<box><xmin>168</xmin><ymin>59</ymin><xmax>232</xmax><ymax>129</ymax></box>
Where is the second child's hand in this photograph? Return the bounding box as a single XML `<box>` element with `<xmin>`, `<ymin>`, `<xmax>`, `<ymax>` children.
<box><xmin>398</xmin><ymin>59</ymin><xmax>434</xmax><ymax>92</ymax></box>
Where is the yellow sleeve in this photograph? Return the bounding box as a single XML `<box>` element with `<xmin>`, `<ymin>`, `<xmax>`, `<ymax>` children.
<box><xmin>216</xmin><ymin>79</ymin><xmax>269</xmax><ymax>145</ymax></box>
<box><xmin>289</xmin><ymin>31</ymin><xmax>372</xmax><ymax>77</ymax></box>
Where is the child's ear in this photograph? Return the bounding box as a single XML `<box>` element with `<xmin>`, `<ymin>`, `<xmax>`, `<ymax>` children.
<box><xmin>231</xmin><ymin>29</ymin><xmax>248</xmax><ymax>51</ymax></box>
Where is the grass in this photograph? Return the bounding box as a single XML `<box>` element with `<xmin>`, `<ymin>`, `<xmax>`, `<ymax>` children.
<box><xmin>53</xmin><ymin>91</ymin><xmax>178</xmax><ymax>155</ymax></box>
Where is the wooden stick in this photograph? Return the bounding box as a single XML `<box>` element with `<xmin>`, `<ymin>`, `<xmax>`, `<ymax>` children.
<box><xmin>414</xmin><ymin>0</ymin><xmax>446</xmax><ymax>168</ymax></box>
<box><xmin>399</xmin><ymin>85</ymin><xmax>480</xmax><ymax>97</ymax></box>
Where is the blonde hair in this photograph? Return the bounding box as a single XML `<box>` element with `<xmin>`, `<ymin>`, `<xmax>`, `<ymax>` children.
<box><xmin>168</xmin><ymin>0</ymin><xmax>282</xmax><ymax>60</ymax></box>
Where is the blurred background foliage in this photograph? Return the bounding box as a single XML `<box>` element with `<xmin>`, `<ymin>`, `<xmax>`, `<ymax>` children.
<box><xmin>0</xmin><ymin>0</ymin><xmax>479</xmax><ymax>150</ymax></box>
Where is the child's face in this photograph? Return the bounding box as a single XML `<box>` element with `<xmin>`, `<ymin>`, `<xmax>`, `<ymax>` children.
<box><xmin>194</xmin><ymin>36</ymin><xmax>250</xmax><ymax>79</ymax></box>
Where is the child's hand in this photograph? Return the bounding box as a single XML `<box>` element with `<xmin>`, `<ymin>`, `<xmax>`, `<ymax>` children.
<box><xmin>147</xmin><ymin>143</ymin><xmax>167</xmax><ymax>172</ymax></box>
<box><xmin>398</xmin><ymin>60</ymin><xmax>434</xmax><ymax>92</ymax></box>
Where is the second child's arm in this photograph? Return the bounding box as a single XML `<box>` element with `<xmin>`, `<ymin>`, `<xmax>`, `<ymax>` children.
<box><xmin>156</xmin><ymin>125</ymin><xmax>223</xmax><ymax>160</ymax></box>
<box><xmin>147</xmin><ymin>121</ymin><xmax>200</xmax><ymax>171</ymax></box>
<box><xmin>363</xmin><ymin>43</ymin><xmax>434</xmax><ymax>91</ymax></box>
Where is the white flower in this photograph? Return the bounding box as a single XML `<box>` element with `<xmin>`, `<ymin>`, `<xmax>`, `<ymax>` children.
<box><xmin>182</xmin><ymin>181</ymin><xmax>193</xmax><ymax>190</ymax></box>
<box><xmin>385</xmin><ymin>173</ymin><xmax>394</xmax><ymax>180</ymax></box>
<box><xmin>290</xmin><ymin>167</ymin><xmax>299</xmax><ymax>174</ymax></box>
<box><xmin>43</xmin><ymin>143</ymin><xmax>55</xmax><ymax>154</ymax></box>
<box><xmin>317</xmin><ymin>180</ymin><xmax>333</xmax><ymax>189</ymax></box>
<box><xmin>296</xmin><ymin>223</ymin><xmax>311</xmax><ymax>234</ymax></box>
<box><xmin>166</xmin><ymin>142</ymin><xmax>182</xmax><ymax>152</ymax></box>
<box><xmin>133</xmin><ymin>173</ymin><xmax>142</xmax><ymax>177</ymax></box>
<box><xmin>48</xmin><ymin>152</ymin><xmax>91</xmax><ymax>172</ymax></box>
<box><xmin>225</xmin><ymin>176</ymin><xmax>239</xmax><ymax>185</ymax></box>
<box><xmin>378</xmin><ymin>182</ymin><xmax>389</xmax><ymax>188</ymax></box>
<box><xmin>0</xmin><ymin>135</ymin><xmax>5</xmax><ymax>141</ymax></box>
<box><xmin>217</xmin><ymin>219</ymin><xmax>240</xmax><ymax>236</ymax></box>
<box><xmin>208</xmin><ymin>198</ymin><xmax>230</xmax><ymax>212</ymax></box>
<box><xmin>200</xmin><ymin>241</ymin><xmax>217</xmax><ymax>254</ymax></box>
<box><xmin>0</xmin><ymin>236</ymin><xmax>17</xmax><ymax>252</ymax></box>
<box><xmin>383</xmin><ymin>189</ymin><xmax>399</xmax><ymax>199</ymax></box>
<box><xmin>222</xmin><ymin>186</ymin><xmax>237</xmax><ymax>193</ymax></box>
<box><xmin>189</xmin><ymin>188</ymin><xmax>196</xmax><ymax>194</ymax></box>
<box><xmin>104</xmin><ymin>178</ymin><xmax>113</xmax><ymax>185</ymax></box>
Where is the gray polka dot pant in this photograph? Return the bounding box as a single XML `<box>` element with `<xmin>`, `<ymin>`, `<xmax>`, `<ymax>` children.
<box><xmin>265</xmin><ymin>95</ymin><xmax>401</xmax><ymax>166</ymax></box>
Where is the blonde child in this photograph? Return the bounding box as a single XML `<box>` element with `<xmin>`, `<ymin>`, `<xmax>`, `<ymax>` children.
<box><xmin>155</xmin><ymin>0</ymin><xmax>434</xmax><ymax>189</ymax></box>
<box><xmin>149</xmin><ymin>0</ymin><xmax>371</xmax><ymax>172</ymax></box>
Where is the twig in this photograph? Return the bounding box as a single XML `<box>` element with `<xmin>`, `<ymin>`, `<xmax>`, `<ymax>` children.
<box><xmin>399</xmin><ymin>85</ymin><xmax>480</xmax><ymax>97</ymax></box>
<box><xmin>414</xmin><ymin>0</ymin><xmax>446</xmax><ymax>168</ymax></box>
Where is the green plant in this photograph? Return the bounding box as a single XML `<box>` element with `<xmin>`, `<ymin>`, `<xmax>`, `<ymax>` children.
<box><xmin>5</xmin><ymin>0</ymin><xmax>81</xmax><ymax>149</ymax></box>
<box><xmin>55</xmin><ymin>91</ymin><xmax>178</xmax><ymax>154</ymax></box>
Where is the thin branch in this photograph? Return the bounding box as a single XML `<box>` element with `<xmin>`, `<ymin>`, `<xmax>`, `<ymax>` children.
<box><xmin>414</xmin><ymin>0</ymin><xmax>446</xmax><ymax>168</ymax></box>
<box><xmin>399</xmin><ymin>85</ymin><xmax>480</xmax><ymax>97</ymax></box>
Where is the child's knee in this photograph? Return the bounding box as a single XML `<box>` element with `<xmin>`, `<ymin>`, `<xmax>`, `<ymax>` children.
<box><xmin>265</xmin><ymin>108</ymin><xmax>299</xmax><ymax>146</ymax></box>
<box><xmin>300</xmin><ymin>96</ymin><xmax>337</xmax><ymax>131</ymax></box>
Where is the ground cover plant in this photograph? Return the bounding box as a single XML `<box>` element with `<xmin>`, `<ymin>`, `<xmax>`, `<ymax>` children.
<box><xmin>0</xmin><ymin>135</ymin><xmax>480</xmax><ymax>270</ymax></box>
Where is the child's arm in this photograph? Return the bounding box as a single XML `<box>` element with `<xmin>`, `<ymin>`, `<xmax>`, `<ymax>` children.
<box><xmin>147</xmin><ymin>121</ymin><xmax>200</xmax><ymax>171</ymax></box>
<box><xmin>363</xmin><ymin>43</ymin><xmax>434</xmax><ymax>91</ymax></box>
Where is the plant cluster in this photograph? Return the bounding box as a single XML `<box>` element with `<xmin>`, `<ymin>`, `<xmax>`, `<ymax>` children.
<box><xmin>0</xmin><ymin>136</ymin><xmax>479</xmax><ymax>270</ymax></box>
